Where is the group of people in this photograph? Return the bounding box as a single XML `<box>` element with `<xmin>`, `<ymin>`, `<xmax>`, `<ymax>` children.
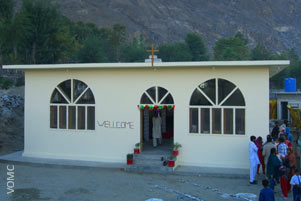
<box><xmin>249</xmin><ymin>120</ymin><xmax>301</xmax><ymax>201</ymax></box>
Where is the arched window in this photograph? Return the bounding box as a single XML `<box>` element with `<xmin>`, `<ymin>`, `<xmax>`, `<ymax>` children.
<box><xmin>50</xmin><ymin>79</ymin><xmax>95</xmax><ymax>130</ymax></box>
<box><xmin>189</xmin><ymin>78</ymin><xmax>245</xmax><ymax>135</ymax></box>
<box><xmin>140</xmin><ymin>86</ymin><xmax>174</xmax><ymax>105</ymax></box>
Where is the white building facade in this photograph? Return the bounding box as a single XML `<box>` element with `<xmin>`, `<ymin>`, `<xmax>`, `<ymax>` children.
<box><xmin>4</xmin><ymin>61</ymin><xmax>289</xmax><ymax>169</ymax></box>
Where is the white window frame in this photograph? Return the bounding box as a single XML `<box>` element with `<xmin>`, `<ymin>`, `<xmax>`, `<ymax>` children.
<box><xmin>140</xmin><ymin>86</ymin><xmax>174</xmax><ymax>105</ymax></box>
<box><xmin>189</xmin><ymin>78</ymin><xmax>246</xmax><ymax>136</ymax></box>
<box><xmin>50</xmin><ymin>79</ymin><xmax>95</xmax><ymax>131</ymax></box>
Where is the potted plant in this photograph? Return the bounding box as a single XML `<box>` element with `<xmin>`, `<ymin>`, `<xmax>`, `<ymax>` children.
<box><xmin>127</xmin><ymin>153</ymin><xmax>133</xmax><ymax>165</ymax></box>
<box><xmin>168</xmin><ymin>155</ymin><xmax>175</xmax><ymax>167</ymax></box>
<box><xmin>173</xmin><ymin>142</ymin><xmax>182</xmax><ymax>156</ymax></box>
<box><xmin>134</xmin><ymin>143</ymin><xmax>140</xmax><ymax>154</ymax></box>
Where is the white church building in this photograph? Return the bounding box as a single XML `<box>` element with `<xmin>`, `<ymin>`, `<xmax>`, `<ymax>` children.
<box><xmin>4</xmin><ymin>60</ymin><xmax>289</xmax><ymax>169</ymax></box>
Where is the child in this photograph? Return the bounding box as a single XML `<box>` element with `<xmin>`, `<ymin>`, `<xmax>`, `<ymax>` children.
<box><xmin>259</xmin><ymin>179</ymin><xmax>275</xmax><ymax>201</ymax></box>
<box><xmin>279</xmin><ymin>161</ymin><xmax>290</xmax><ymax>200</ymax></box>
<box><xmin>290</xmin><ymin>169</ymin><xmax>301</xmax><ymax>201</ymax></box>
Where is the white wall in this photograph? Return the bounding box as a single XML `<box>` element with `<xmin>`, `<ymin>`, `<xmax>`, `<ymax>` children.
<box><xmin>277</xmin><ymin>94</ymin><xmax>301</xmax><ymax>120</ymax></box>
<box><xmin>24</xmin><ymin>66</ymin><xmax>269</xmax><ymax>169</ymax></box>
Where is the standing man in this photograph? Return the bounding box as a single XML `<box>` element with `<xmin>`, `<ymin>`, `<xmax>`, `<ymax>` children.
<box><xmin>263</xmin><ymin>135</ymin><xmax>276</xmax><ymax>175</ymax></box>
<box><xmin>249</xmin><ymin>135</ymin><xmax>260</xmax><ymax>184</ymax></box>
<box><xmin>152</xmin><ymin>111</ymin><xmax>162</xmax><ymax>147</ymax></box>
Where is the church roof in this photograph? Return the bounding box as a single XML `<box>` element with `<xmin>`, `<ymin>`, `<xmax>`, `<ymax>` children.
<box><xmin>3</xmin><ymin>60</ymin><xmax>289</xmax><ymax>77</ymax></box>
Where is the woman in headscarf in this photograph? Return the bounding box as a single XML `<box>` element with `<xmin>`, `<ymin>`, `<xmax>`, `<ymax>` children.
<box><xmin>287</xmin><ymin>147</ymin><xmax>297</xmax><ymax>172</ymax></box>
<box><xmin>286</xmin><ymin>147</ymin><xmax>297</xmax><ymax>193</ymax></box>
<box><xmin>256</xmin><ymin>136</ymin><xmax>265</xmax><ymax>174</ymax></box>
<box><xmin>267</xmin><ymin>148</ymin><xmax>281</xmax><ymax>190</ymax></box>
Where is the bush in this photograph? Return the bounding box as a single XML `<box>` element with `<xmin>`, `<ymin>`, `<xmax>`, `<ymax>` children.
<box><xmin>1</xmin><ymin>78</ymin><xmax>13</xmax><ymax>89</ymax></box>
<box><xmin>15</xmin><ymin>76</ymin><xmax>24</xmax><ymax>87</ymax></box>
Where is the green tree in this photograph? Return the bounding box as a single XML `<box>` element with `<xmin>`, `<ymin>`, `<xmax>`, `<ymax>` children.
<box><xmin>213</xmin><ymin>33</ymin><xmax>250</xmax><ymax>61</ymax></box>
<box><xmin>185</xmin><ymin>33</ymin><xmax>209</xmax><ymax>61</ymax></box>
<box><xmin>108</xmin><ymin>23</ymin><xmax>126</xmax><ymax>62</ymax></box>
<box><xmin>0</xmin><ymin>15</ymin><xmax>23</xmax><ymax>63</ymax></box>
<box><xmin>251</xmin><ymin>43</ymin><xmax>273</xmax><ymax>60</ymax></box>
<box><xmin>1</xmin><ymin>78</ymin><xmax>13</xmax><ymax>89</ymax></box>
<box><xmin>69</xmin><ymin>21</ymin><xmax>109</xmax><ymax>43</ymax></box>
<box><xmin>120</xmin><ymin>36</ymin><xmax>149</xmax><ymax>62</ymax></box>
<box><xmin>0</xmin><ymin>0</ymin><xmax>15</xmax><ymax>64</ymax></box>
<box><xmin>77</xmin><ymin>37</ymin><xmax>108</xmax><ymax>63</ymax></box>
<box><xmin>0</xmin><ymin>0</ymin><xmax>13</xmax><ymax>22</ymax></box>
<box><xmin>17</xmin><ymin>0</ymin><xmax>74</xmax><ymax>64</ymax></box>
<box><xmin>158</xmin><ymin>42</ymin><xmax>192</xmax><ymax>62</ymax></box>
<box><xmin>234</xmin><ymin>32</ymin><xmax>248</xmax><ymax>45</ymax></box>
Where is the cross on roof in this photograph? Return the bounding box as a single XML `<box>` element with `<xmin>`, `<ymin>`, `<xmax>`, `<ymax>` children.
<box><xmin>147</xmin><ymin>44</ymin><xmax>159</xmax><ymax>67</ymax></box>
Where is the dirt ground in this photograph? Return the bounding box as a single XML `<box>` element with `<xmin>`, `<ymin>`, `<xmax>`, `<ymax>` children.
<box><xmin>0</xmin><ymin>162</ymin><xmax>293</xmax><ymax>201</ymax></box>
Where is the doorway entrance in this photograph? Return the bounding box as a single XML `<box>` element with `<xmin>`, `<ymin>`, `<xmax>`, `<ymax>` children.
<box><xmin>281</xmin><ymin>101</ymin><xmax>288</xmax><ymax>120</ymax></box>
<box><xmin>140</xmin><ymin>108</ymin><xmax>174</xmax><ymax>152</ymax></box>
<box><xmin>139</xmin><ymin>86</ymin><xmax>175</xmax><ymax>152</ymax></box>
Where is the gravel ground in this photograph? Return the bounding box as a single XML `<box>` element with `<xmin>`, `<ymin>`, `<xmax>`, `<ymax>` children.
<box><xmin>0</xmin><ymin>162</ymin><xmax>292</xmax><ymax>201</ymax></box>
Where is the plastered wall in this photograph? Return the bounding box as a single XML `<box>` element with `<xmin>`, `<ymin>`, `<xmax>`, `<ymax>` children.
<box><xmin>24</xmin><ymin>66</ymin><xmax>269</xmax><ymax>169</ymax></box>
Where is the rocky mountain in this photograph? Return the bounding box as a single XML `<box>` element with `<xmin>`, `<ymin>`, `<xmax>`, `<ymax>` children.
<box><xmin>15</xmin><ymin>0</ymin><xmax>301</xmax><ymax>55</ymax></box>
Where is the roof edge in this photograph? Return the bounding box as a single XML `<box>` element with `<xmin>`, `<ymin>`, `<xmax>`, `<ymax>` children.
<box><xmin>2</xmin><ymin>60</ymin><xmax>290</xmax><ymax>71</ymax></box>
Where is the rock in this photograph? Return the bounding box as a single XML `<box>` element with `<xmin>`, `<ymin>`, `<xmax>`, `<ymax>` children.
<box><xmin>0</xmin><ymin>88</ymin><xmax>24</xmax><ymax>155</ymax></box>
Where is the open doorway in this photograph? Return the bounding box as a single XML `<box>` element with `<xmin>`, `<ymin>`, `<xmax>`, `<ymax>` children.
<box><xmin>140</xmin><ymin>108</ymin><xmax>174</xmax><ymax>152</ymax></box>
<box><xmin>281</xmin><ymin>101</ymin><xmax>288</xmax><ymax>120</ymax></box>
<box><xmin>139</xmin><ymin>86</ymin><xmax>175</xmax><ymax>152</ymax></box>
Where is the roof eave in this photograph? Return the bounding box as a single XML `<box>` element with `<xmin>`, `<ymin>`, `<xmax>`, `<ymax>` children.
<box><xmin>2</xmin><ymin>60</ymin><xmax>290</xmax><ymax>77</ymax></box>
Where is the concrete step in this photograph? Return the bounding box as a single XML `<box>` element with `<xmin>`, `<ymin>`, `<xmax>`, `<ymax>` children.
<box><xmin>125</xmin><ymin>165</ymin><xmax>176</xmax><ymax>173</ymax></box>
<box><xmin>141</xmin><ymin>149</ymin><xmax>173</xmax><ymax>155</ymax></box>
<box><xmin>133</xmin><ymin>159</ymin><xmax>165</xmax><ymax>166</ymax></box>
<box><xmin>126</xmin><ymin>147</ymin><xmax>177</xmax><ymax>173</ymax></box>
<box><xmin>133</xmin><ymin>153</ymin><xmax>172</xmax><ymax>161</ymax></box>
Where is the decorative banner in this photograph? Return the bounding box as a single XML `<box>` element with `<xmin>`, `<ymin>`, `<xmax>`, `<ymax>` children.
<box><xmin>137</xmin><ymin>104</ymin><xmax>175</xmax><ymax>111</ymax></box>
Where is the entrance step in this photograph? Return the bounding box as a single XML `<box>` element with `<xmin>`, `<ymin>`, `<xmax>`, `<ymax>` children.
<box><xmin>126</xmin><ymin>165</ymin><xmax>175</xmax><ymax>173</ymax></box>
<box><xmin>134</xmin><ymin>152</ymin><xmax>170</xmax><ymax>161</ymax></box>
<box><xmin>125</xmin><ymin>151</ymin><xmax>177</xmax><ymax>174</ymax></box>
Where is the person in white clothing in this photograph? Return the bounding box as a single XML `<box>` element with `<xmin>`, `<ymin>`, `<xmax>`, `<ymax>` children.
<box><xmin>152</xmin><ymin>111</ymin><xmax>162</xmax><ymax>147</ymax></box>
<box><xmin>249</xmin><ymin>135</ymin><xmax>260</xmax><ymax>184</ymax></box>
<box><xmin>290</xmin><ymin>169</ymin><xmax>301</xmax><ymax>201</ymax></box>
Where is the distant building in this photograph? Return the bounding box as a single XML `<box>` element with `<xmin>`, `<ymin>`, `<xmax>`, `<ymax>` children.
<box><xmin>274</xmin><ymin>91</ymin><xmax>301</xmax><ymax>120</ymax></box>
<box><xmin>270</xmin><ymin>78</ymin><xmax>300</xmax><ymax>120</ymax></box>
